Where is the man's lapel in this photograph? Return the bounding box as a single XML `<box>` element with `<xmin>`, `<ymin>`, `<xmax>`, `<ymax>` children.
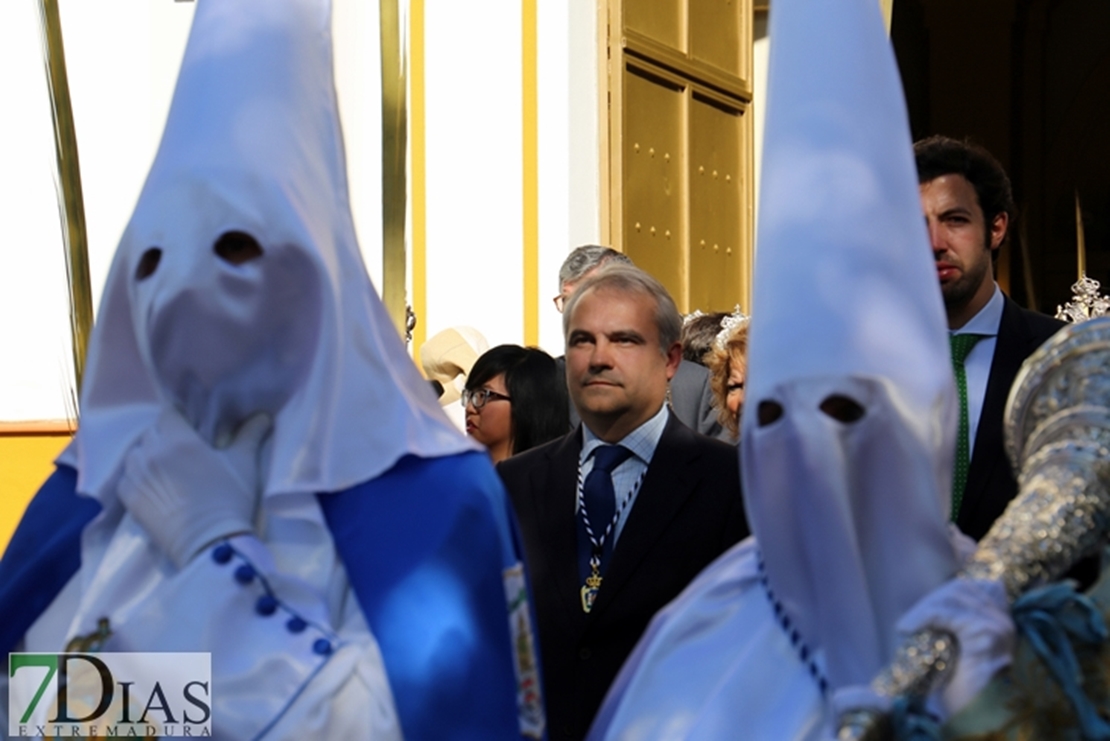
<box><xmin>533</xmin><ymin>427</ymin><xmax>590</xmax><ymax>625</ymax></box>
<box><xmin>588</xmin><ymin>415</ymin><xmax>698</xmax><ymax>618</ymax></box>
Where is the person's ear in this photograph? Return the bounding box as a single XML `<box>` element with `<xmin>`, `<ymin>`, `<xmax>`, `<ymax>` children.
<box><xmin>664</xmin><ymin>342</ymin><xmax>682</xmax><ymax>380</ymax></box>
<box><xmin>988</xmin><ymin>212</ymin><xmax>1008</xmax><ymax>252</ymax></box>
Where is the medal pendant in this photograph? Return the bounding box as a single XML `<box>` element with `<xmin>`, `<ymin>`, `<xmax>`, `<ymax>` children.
<box><xmin>580</xmin><ymin>573</ymin><xmax>602</xmax><ymax>613</ymax></box>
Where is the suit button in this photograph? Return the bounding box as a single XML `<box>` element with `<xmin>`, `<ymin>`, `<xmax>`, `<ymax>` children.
<box><xmin>562</xmin><ymin>725</ymin><xmax>574</xmax><ymax>737</ymax></box>
<box><xmin>579</xmin><ymin>647</ymin><xmax>591</xmax><ymax>660</ymax></box>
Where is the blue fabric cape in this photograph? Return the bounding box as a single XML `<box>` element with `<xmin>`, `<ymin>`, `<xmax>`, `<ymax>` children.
<box><xmin>0</xmin><ymin>451</ymin><xmax>540</xmax><ymax>740</ymax></box>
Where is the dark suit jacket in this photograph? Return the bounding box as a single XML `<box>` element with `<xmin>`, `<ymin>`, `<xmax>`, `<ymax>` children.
<box><xmin>497</xmin><ymin>414</ymin><xmax>748</xmax><ymax>739</ymax></box>
<box><xmin>557</xmin><ymin>355</ymin><xmax>727</xmax><ymax>440</ymax></box>
<box><xmin>957</xmin><ymin>294</ymin><xmax>1064</xmax><ymax>540</ymax></box>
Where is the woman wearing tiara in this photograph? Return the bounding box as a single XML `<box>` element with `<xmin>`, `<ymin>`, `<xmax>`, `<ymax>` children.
<box><xmin>706</xmin><ymin>311</ymin><xmax>750</xmax><ymax>441</ymax></box>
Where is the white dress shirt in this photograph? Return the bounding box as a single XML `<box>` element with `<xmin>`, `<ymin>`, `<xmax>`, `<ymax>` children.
<box><xmin>951</xmin><ymin>284</ymin><xmax>1004</xmax><ymax>461</ymax></box>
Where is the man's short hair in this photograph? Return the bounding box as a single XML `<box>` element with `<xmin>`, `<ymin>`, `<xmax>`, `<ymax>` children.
<box><xmin>558</xmin><ymin>244</ymin><xmax>633</xmax><ymax>291</ymax></box>
<box><xmin>913</xmin><ymin>135</ymin><xmax>1016</xmax><ymax>238</ymax></box>
<box><xmin>562</xmin><ymin>263</ymin><xmax>682</xmax><ymax>353</ymax></box>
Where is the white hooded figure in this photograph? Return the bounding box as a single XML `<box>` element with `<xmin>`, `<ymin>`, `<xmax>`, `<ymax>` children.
<box><xmin>0</xmin><ymin>1</ymin><xmax>541</xmax><ymax>739</ymax></box>
<box><xmin>586</xmin><ymin>0</ymin><xmax>1014</xmax><ymax>738</ymax></box>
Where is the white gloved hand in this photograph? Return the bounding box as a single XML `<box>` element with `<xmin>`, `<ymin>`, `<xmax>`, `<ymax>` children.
<box><xmin>118</xmin><ymin>408</ymin><xmax>272</xmax><ymax>569</ymax></box>
<box><xmin>895</xmin><ymin>576</ymin><xmax>1015</xmax><ymax>719</ymax></box>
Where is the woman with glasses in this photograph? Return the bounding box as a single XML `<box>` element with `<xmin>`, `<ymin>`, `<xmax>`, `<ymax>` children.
<box><xmin>463</xmin><ymin>345</ymin><xmax>569</xmax><ymax>463</ymax></box>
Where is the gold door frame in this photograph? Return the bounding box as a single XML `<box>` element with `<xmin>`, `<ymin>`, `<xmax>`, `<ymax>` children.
<box><xmin>601</xmin><ymin>0</ymin><xmax>755</xmax><ymax>314</ymax></box>
<box><xmin>37</xmin><ymin>0</ymin><xmax>93</xmax><ymax>397</ymax></box>
<box><xmin>380</xmin><ymin>0</ymin><xmax>408</xmax><ymax>337</ymax></box>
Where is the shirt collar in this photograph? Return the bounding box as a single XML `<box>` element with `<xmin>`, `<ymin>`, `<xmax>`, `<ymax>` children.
<box><xmin>581</xmin><ymin>403</ymin><xmax>669</xmax><ymax>466</ymax></box>
<box><xmin>953</xmin><ymin>282</ymin><xmax>1003</xmax><ymax>337</ymax></box>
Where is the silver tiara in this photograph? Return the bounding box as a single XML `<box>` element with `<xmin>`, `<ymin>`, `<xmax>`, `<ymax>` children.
<box><xmin>682</xmin><ymin>309</ymin><xmax>706</xmax><ymax>327</ymax></box>
<box><xmin>713</xmin><ymin>305</ymin><xmax>749</xmax><ymax>352</ymax></box>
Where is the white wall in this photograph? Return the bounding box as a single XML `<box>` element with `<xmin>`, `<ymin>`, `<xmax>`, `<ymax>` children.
<box><xmin>420</xmin><ymin>1</ymin><xmax>600</xmax><ymax>357</ymax></box>
<box><xmin>566</xmin><ymin>0</ymin><xmax>603</xmax><ymax>252</ymax></box>
<box><xmin>0</xmin><ymin>1</ymin><xmax>195</xmax><ymax>422</ymax></box>
<box><xmin>2</xmin><ymin>1</ymin><xmax>604</xmax><ymax>420</ymax></box>
<box><xmin>536</xmin><ymin>0</ymin><xmax>572</xmax><ymax>354</ymax></box>
<box><xmin>334</xmin><ymin>0</ymin><xmax>386</xmax><ymax>290</ymax></box>
<box><xmin>422</xmin><ymin>2</ymin><xmax>524</xmax><ymax>351</ymax></box>
<box><xmin>0</xmin><ymin>0</ymin><xmax>73</xmax><ymax>422</ymax></box>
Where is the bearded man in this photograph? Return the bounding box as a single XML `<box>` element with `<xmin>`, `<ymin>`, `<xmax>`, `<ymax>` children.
<box><xmin>915</xmin><ymin>136</ymin><xmax>1063</xmax><ymax>541</ymax></box>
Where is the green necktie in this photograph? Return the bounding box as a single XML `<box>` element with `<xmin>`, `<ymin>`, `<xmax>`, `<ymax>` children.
<box><xmin>949</xmin><ymin>333</ymin><xmax>986</xmax><ymax>520</ymax></box>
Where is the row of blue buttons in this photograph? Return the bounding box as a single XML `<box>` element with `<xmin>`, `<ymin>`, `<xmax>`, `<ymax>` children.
<box><xmin>212</xmin><ymin>542</ymin><xmax>333</xmax><ymax>656</ymax></box>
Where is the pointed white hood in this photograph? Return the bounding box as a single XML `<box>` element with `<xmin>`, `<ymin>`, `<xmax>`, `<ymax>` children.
<box><xmin>741</xmin><ymin>0</ymin><xmax>959</xmax><ymax>692</ymax></box>
<box><xmin>66</xmin><ymin>0</ymin><xmax>473</xmax><ymax>502</ymax></box>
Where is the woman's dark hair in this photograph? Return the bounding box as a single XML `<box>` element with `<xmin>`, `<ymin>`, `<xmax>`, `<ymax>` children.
<box><xmin>465</xmin><ymin>345</ymin><xmax>569</xmax><ymax>456</ymax></box>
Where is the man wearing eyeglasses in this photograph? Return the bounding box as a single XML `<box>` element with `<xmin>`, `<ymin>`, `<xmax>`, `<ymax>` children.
<box><xmin>498</xmin><ymin>263</ymin><xmax>748</xmax><ymax>740</ymax></box>
<box><xmin>553</xmin><ymin>245</ymin><xmax>726</xmax><ymax>440</ymax></box>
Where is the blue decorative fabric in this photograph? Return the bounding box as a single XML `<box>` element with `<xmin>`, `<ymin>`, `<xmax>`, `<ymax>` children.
<box><xmin>1013</xmin><ymin>582</ymin><xmax>1110</xmax><ymax>740</ymax></box>
<box><xmin>318</xmin><ymin>451</ymin><xmax>535</xmax><ymax>741</ymax></box>
<box><xmin>0</xmin><ymin>465</ymin><xmax>100</xmax><ymax>655</ymax></box>
<box><xmin>890</xmin><ymin>696</ymin><xmax>941</xmax><ymax>741</ymax></box>
<box><xmin>0</xmin><ymin>453</ymin><xmax>539</xmax><ymax>741</ymax></box>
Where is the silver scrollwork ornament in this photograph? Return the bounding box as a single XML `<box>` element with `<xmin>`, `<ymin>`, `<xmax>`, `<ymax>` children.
<box><xmin>1056</xmin><ymin>274</ymin><xmax>1110</xmax><ymax>324</ymax></box>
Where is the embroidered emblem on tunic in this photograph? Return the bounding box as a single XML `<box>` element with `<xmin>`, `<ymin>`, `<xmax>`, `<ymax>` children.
<box><xmin>503</xmin><ymin>563</ymin><xmax>545</xmax><ymax>739</ymax></box>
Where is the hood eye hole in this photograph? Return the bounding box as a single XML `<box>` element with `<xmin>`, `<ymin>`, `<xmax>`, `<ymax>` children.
<box><xmin>135</xmin><ymin>248</ymin><xmax>162</xmax><ymax>281</ymax></box>
<box><xmin>757</xmin><ymin>400</ymin><xmax>783</xmax><ymax>427</ymax></box>
<box><xmin>820</xmin><ymin>394</ymin><xmax>865</xmax><ymax>423</ymax></box>
<box><xmin>214</xmin><ymin>231</ymin><xmax>264</xmax><ymax>265</ymax></box>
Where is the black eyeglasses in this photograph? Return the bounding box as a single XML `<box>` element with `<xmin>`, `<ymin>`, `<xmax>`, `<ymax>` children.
<box><xmin>462</xmin><ymin>387</ymin><xmax>512</xmax><ymax>410</ymax></box>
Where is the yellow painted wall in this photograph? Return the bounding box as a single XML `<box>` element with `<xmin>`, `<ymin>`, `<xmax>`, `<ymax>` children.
<box><xmin>0</xmin><ymin>434</ymin><xmax>72</xmax><ymax>553</ymax></box>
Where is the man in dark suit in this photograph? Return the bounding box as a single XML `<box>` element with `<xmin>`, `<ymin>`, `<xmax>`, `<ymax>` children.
<box><xmin>553</xmin><ymin>244</ymin><xmax>726</xmax><ymax>439</ymax></box>
<box><xmin>500</xmin><ymin>264</ymin><xmax>747</xmax><ymax>739</ymax></box>
<box><xmin>915</xmin><ymin>136</ymin><xmax>1064</xmax><ymax>540</ymax></box>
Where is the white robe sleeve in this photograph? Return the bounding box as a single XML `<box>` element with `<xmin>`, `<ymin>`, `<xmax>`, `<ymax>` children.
<box><xmin>119</xmin><ymin>534</ymin><xmax>400</xmax><ymax>740</ymax></box>
<box><xmin>52</xmin><ymin>529</ymin><xmax>401</xmax><ymax>741</ymax></box>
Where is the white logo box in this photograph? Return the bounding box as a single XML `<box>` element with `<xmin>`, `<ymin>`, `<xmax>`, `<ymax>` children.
<box><xmin>9</xmin><ymin>652</ymin><xmax>211</xmax><ymax>738</ymax></box>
